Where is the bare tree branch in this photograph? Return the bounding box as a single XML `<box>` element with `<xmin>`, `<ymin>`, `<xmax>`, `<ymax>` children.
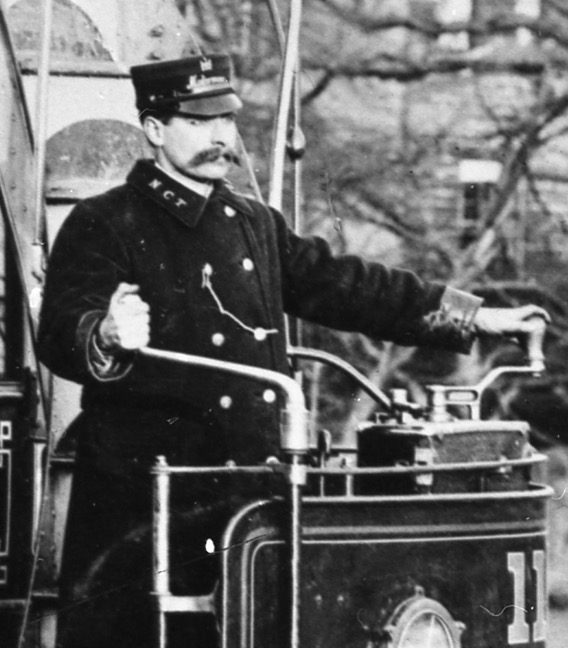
<box><xmin>301</xmin><ymin>69</ymin><xmax>335</xmax><ymax>105</ymax></box>
<box><xmin>316</xmin><ymin>0</ymin><xmax>568</xmax><ymax>49</ymax></box>
<box><xmin>450</xmin><ymin>90</ymin><xmax>568</xmax><ymax>286</ymax></box>
<box><xmin>547</xmin><ymin>0</ymin><xmax>568</xmax><ymax>20</ymax></box>
<box><xmin>526</xmin><ymin>168</ymin><xmax>557</xmax><ymax>221</ymax></box>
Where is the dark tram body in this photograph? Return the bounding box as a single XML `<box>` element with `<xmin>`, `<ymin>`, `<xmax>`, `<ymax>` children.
<box><xmin>221</xmin><ymin>483</ymin><xmax>547</xmax><ymax>648</ymax></box>
<box><xmin>147</xmin><ymin>347</ymin><xmax>551</xmax><ymax>648</ymax></box>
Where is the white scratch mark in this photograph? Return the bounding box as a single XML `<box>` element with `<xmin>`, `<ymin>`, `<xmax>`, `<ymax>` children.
<box><xmin>552</xmin><ymin>487</ymin><xmax>567</xmax><ymax>500</ymax></box>
<box><xmin>481</xmin><ymin>604</ymin><xmax>527</xmax><ymax>617</ymax></box>
<box><xmin>356</xmin><ymin>608</ymin><xmax>370</xmax><ymax>630</ymax></box>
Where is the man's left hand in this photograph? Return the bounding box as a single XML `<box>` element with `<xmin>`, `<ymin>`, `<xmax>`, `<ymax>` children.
<box><xmin>473</xmin><ymin>305</ymin><xmax>550</xmax><ymax>337</ymax></box>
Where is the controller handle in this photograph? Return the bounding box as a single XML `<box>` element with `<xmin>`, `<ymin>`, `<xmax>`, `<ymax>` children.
<box><xmin>525</xmin><ymin>316</ymin><xmax>546</xmax><ymax>374</ymax></box>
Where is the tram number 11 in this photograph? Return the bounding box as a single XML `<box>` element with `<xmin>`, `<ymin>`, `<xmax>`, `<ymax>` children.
<box><xmin>507</xmin><ymin>550</ymin><xmax>546</xmax><ymax>645</ymax></box>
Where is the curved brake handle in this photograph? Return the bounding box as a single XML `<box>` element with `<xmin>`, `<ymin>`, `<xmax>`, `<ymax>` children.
<box><xmin>427</xmin><ymin>316</ymin><xmax>548</xmax><ymax>421</ymax></box>
<box><xmin>479</xmin><ymin>315</ymin><xmax>548</xmax><ymax>390</ymax></box>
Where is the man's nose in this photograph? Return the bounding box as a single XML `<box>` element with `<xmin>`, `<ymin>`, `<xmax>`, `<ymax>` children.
<box><xmin>210</xmin><ymin>117</ymin><xmax>231</xmax><ymax>145</ymax></box>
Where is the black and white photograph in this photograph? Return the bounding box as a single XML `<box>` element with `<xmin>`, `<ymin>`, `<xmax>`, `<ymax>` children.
<box><xmin>0</xmin><ymin>1</ymin><xmax>567</xmax><ymax>647</ymax></box>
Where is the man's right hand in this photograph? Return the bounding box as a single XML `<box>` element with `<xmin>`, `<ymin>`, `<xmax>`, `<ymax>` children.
<box><xmin>97</xmin><ymin>283</ymin><xmax>150</xmax><ymax>352</ymax></box>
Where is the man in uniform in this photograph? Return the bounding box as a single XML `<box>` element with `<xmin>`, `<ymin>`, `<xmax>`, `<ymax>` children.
<box><xmin>38</xmin><ymin>54</ymin><xmax>548</xmax><ymax>648</ymax></box>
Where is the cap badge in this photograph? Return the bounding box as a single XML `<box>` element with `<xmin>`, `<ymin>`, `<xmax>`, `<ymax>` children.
<box><xmin>200</xmin><ymin>58</ymin><xmax>213</xmax><ymax>72</ymax></box>
<box><xmin>186</xmin><ymin>73</ymin><xmax>229</xmax><ymax>93</ymax></box>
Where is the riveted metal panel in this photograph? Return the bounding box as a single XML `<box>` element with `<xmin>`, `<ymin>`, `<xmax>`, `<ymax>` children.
<box><xmin>221</xmin><ymin>487</ymin><xmax>550</xmax><ymax>648</ymax></box>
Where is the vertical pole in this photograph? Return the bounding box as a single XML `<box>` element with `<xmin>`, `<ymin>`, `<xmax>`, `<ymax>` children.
<box><xmin>33</xmin><ymin>0</ymin><xmax>53</xmax><ymax>248</ymax></box>
<box><xmin>288</xmin><ymin>67</ymin><xmax>305</xmax><ymax>349</ymax></box>
<box><xmin>268</xmin><ymin>0</ymin><xmax>303</xmax><ymax>211</ymax></box>
<box><xmin>16</xmin><ymin>7</ymin><xmax>54</xmax><ymax>647</ymax></box>
<box><xmin>291</xmin><ymin>58</ymin><xmax>304</xmax><ymax>237</ymax></box>
<box><xmin>288</xmin><ymin>457</ymin><xmax>306</xmax><ymax>648</ymax></box>
<box><xmin>153</xmin><ymin>456</ymin><xmax>171</xmax><ymax>648</ymax></box>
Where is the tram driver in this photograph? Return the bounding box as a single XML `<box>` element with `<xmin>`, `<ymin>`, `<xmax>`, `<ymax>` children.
<box><xmin>38</xmin><ymin>54</ymin><xmax>549</xmax><ymax>648</ymax></box>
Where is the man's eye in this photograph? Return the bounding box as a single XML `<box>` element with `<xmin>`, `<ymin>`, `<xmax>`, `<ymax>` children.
<box><xmin>176</xmin><ymin>115</ymin><xmax>206</xmax><ymax>126</ymax></box>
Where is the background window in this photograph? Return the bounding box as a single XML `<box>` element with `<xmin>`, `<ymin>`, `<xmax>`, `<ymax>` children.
<box><xmin>436</xmin><ymin>0</ymin><xmax>472</xmax><ymax>51</ymax></box>
<box><xmin>458</xmin><ymin>159</ymin><xmax>502</xmax><ymax>245</ymax></box>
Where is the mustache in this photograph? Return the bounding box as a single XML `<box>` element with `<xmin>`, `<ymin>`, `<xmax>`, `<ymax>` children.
<box><xmin>190</xmin><ymin>147</ymin><xmax>241</xmax><ymax>166</ymax></box>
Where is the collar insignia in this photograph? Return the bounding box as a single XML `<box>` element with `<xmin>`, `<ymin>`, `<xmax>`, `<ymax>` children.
<box><xmin>128</xmin><ymin>160</ymin><xmax>209</xmax><ymax>228</ymax></box>
<box><xmin>200</xmin><ymin>58</ymin><xmax>213</xmax><ymax>72</ymax></box>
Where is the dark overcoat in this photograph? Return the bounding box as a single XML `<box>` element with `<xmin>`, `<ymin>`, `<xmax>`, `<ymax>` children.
<box><xmin>39</xmin><ymin>159</ymin><xmax>480</xmax><ymax>470</ymax></box>
<box><xmin>38</xmin><ymin>159</ymin><xmax>481</xmax><ymax>648</ymax></box>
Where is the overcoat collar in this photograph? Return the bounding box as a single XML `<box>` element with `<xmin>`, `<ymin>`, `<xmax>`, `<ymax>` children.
<box><xmin>127</xmin><ymin>159</ymin><xmax>253</xmax><ymax>228</ymax></box>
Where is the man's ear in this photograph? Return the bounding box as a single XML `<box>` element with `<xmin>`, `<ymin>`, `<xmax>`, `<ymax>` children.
<box><xmin>142</xmin><ymin>116</ymin><xmax>164</xmax><ymax>147</ymax></box>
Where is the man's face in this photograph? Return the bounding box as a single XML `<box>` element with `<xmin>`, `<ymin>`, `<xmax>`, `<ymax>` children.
<box><xmin>148</xmin><ymin>112</ymin><xmax>239</xmax><ymax>182</ymax></box>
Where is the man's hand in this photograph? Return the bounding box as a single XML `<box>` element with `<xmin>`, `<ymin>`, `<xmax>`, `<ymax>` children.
<box><xmin>97</xmin><ymin>283</ymin><xmax>150</xmax><ymax>352</ymax></box>
<box><xmin>473</xmin><ymin>305</ymin><xmax>550</xmax><ymax>337</ymax></box>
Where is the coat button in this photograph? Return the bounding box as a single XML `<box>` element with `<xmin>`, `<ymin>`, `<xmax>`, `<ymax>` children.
<box><xmin>263</xmin><ymin>389</ymin><xmax>276</xmax><ymax>404</ymax></box>
<box><xmin>254</xmin><ymin>328</ymin><xmax>267</xmax><ymax>341</ymax></box>
<box><xmin>219</xmin><ymin>395</ymin><xmax>233</xmax><ymax>409</ymax></box>
<box><xmin>212</xmin><ymin>333</ymin><xmax>225</xmax><ymax>347</ymax></box>
<box><xmin>242</xmin><ymin>258</ymin><xmax>254</xmax><ymax>271</ymax></box>
<box><xmin>224</xmin><ymin>205</ymin><xmax>236</xmax><ymax>218</ymax></box>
